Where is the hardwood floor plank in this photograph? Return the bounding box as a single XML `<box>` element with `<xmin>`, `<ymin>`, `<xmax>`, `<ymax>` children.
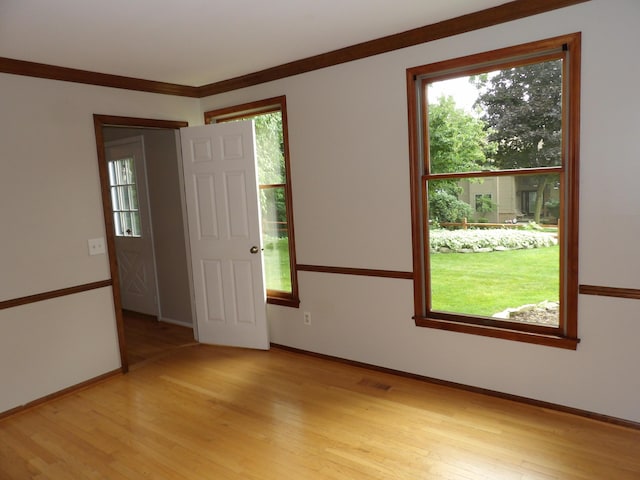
<box><xmin>1</xmin><ymin>344</ymin><xmax>639</xmax><ymax>479</ymax></box>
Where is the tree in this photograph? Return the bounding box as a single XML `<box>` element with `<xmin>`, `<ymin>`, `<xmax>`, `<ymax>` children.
<box><xmin>427</xmin><ymin>95</ymin><xmax>495</xmax><ymax>221</ymax></box>
<box><xmin>474</xmin><ymin>60</ymin><xmax>562</xmax><ymax>222</ymax></box>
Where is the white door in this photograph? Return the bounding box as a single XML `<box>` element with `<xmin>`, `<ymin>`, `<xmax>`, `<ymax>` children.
<box><xmin>180</xmin><ymin>121</ymin><xmax>268</xmax><ymax>350</ymax></box>
<box><xmin>106</xmin><ymin>136</ymin><xmax>159</xmax><ymax>316</ymax></box>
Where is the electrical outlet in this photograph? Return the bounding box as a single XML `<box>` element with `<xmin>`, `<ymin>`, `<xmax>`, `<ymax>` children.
<box><xmin>303</xmin><ymin>311</ymin><xmax>311</xmax><ymax>325</ymax></box>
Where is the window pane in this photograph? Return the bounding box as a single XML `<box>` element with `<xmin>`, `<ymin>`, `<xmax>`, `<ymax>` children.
<box><xmin>254</xmin><ymin>112</ymin><xmax>286</xmax><ymax>185</ymax></box>
<box><xmin>261</xmin><ymin>186</ymin><xmax>291</xmax><ymax>293</ymax></box>
<box><xmin>132</xmin><ymin>212</ymin><xmax>142</xmax><ymax>237</ymax></box>
<box><xmin>428</xmin><ymin>174</ymin><xmax>560</xmax><ymax>327</ymax></box>
<box><xmin>113</xmin><ymin>212</ymin><xmax>123</xmax><ymax>236</ymax></box>
<box><xmin>428</xmin><ymin>58</ymin><xmax>563</xmax><ymax>174</ymax></box>
<box><xmin>108</xmin><ymin>157</ymin><xmax>142</xmax><ymax>237</ymax></box>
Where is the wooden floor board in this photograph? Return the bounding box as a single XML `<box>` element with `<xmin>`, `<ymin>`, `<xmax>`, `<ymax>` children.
<box><xmin>122</xmin><ymin>312</ymin><xmax>196</xmax><ymax>366</ymax></box>
<box><xmin>1</xmin><ymin>343</ymin><xmax>639</xmax><ymax>479</ymax></box>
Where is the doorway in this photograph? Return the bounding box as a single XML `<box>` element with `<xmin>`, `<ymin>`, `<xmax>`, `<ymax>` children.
<box><xmin>94</xmin><ymin>115</ymin><xmax>193</xmax><ymax>371</ymax></box>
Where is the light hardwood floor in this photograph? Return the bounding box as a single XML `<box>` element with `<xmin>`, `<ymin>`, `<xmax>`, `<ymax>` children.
<box><xmin>1</xmin><ymin>343</ymin><xmax>639</xmax><ymax>479</ymax></box>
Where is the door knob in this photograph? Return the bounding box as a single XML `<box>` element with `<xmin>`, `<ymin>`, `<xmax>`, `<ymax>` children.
<box><xmin>250</xmin><ymin>246</ymin><xmax>260</xmax><ymax>254</ymax></box>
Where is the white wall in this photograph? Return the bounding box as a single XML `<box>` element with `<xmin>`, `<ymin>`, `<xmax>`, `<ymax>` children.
<box><xmin>0</xmin><ymin>74</ymin><xmax>200</xmax><ymax>412</ymax></box>
<box><xmin>202</xmin><ymin>0</ymin><xmax>640</xmax><ymax>423</ymax></box>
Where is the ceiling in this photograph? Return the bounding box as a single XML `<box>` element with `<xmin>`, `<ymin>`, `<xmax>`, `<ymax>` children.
<box><xmin>0</xmin><ymin>0</ymin><xmax>508</xmax><ymax>87</ymax></box>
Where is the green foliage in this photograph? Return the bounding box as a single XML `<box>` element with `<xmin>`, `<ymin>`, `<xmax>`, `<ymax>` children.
<box><xmin>475</xmin><ymin>195</ymin><xmax>495</xmax><ymax>214</ymax></box>
<box><xmin>544</xmin><ymin>199</ymin><xmax>560</xmax><ymax>218</ymax></box>
<box><xmin>262</xmin><ymin>236</ymin><xmax>291</xmax><ymax>292</ymax></box>
<box><xmin>429</xmin><ymin>190</ymin><xmax>473</xmax><ymax>223</ymax></box>
<box><xmin>251</xmin><ymin>112</ymin><xmax>288</xmax><ymax>230</ymax></box>
<box><xmin>428</xmin><ymin>96</ymin><xmax>496</xmax><ymax>197</ymax></box>
<box><xmin>474</xmin><ymin>61</ymin><xmax>562</xmax><ymax>170</ymax></box>
<box><xmin>253</xmin><ymin>112</ymin><xmax>285</xmax><ymax>185</ymax></box>
<box><xmin>473</xmin><ymin>60</ymin><xmax>562</xmax><ymax>222</ymax></box>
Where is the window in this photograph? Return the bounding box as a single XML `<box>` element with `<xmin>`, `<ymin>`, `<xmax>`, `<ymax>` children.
<box><xmin>204</xmin><ymin>96</ymin><xmax>299</xmax><ymax>307</ymax></box>
<box><xmin>406</xmin><ymin>34</ymin><xmax>580</xmax><ymax>349</ymax></box>
<box><xmin>108</xmin><ymin>157</ymin><xmax>141</xmax><ymax>237</ymax></box>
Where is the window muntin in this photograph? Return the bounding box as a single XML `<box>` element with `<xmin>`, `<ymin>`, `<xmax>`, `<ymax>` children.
<box><xmin>407</xmin><ymin>34</ymin><xmax>580</xmax><ymax>348</ymax></box>
<box><xmin>108</xmin><ymin>157</ymin><xmax>142</xmax><ymax>237</ymax></box>
<box><xmin>204</xmin><ymin>96</ymin><xmax>299</xmax><ymax>307</ymax></box>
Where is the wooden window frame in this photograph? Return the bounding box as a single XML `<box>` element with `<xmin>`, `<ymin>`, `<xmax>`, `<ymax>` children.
<box><xmin>406</xmin><ymin>34</ymin><xmax>581</xmax><ymax>349</ymax></box>
<box><xmin>204</xmin><ymin>96</ymin><xmax>300</xmax><ymax>308</ymax></box>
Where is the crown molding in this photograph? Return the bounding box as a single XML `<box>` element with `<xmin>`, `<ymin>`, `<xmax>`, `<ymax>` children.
<box><xmin>0</xmin><ymin>56</ymin><xmax>199</xmax><ymax>97</ymax></box>
<box><xmin>0</xmin><ymin>0</ymin><xmax>590</xmax><ymax>98</ymax></box>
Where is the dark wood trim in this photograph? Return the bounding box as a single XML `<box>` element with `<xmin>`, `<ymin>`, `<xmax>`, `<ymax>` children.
<box><xmin>93</xmin><ymin>114</ymin><xmax>190</xmax><ymax>373</ymax></box>
<box><xmin>415</xmin><ymin>316</ymin><xmax>579</xmax><ymax>350</ymax></box>
<box><xmin>0</xmin><ymin>280</ymin><xmax>112</xmax><ymax>311</ymax></box>
<box><xmin>0</xmin><ymin>57</ymin><xmax>199</xmax><ymax>97</ymax></box>
<box><xmin>579</xmin><ymin>285</ymin><xmax>640</xmax><ymax>300</ymax></box>
<box><xmin>271</xmin><ymin>344</ymin><xmax>640</xmax><ymax>431</ymax></box>
<box><xmin>93</xmin><ymin>115</ymin><xmax>189</xmax><ymax>130</ymax></box>
<box><xmin>296</xmin><ymin>264</ymin><xmax>413</xmax><ymax>280</ymax></box>
<box><xmin>197</xmin><ymin>0</ymin><xmax>590</xmax><ymax>96</ymax></box>
<box><xmin>204</xmin><ymin>97</ymin><xmax>284</xmax><ymax>123</ymax></box>
<box><xmin>0</xmin><ymin>369</ymin><xmax>121</xmax><ymax>420</ymax></box>
<box><xmin>1</xmin><ymin>1</ymin><xmax>590</xmax><ymax>97</ymax></box>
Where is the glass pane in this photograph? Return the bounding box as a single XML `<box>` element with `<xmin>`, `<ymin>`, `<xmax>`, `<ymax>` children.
<box><xmin>108</xmin><ymin>161</ymin><xmax>116</xmax><ymax>185</ymax></box>
<box><xmin>110</xmin><ymin>187</ymin><xmax>119</xmax><ymax>211</ymax></box>
<box><xmin>124</xmin><ymin>158</ymin><xmax>136</xmax><ymax>184</ymax></box>
<box><xmin>132</xmin><ymin>212</ymin><xmax>142</xmax><ymax>237</ymax></box>
<box><xmin>260</xmin><ymin>186</ymin><xmax>291</xmax><ymax>293</ymax></box>
<box><xmin>428</xmin><ymin>58</ymin><xmax>563</xmax><ymax>174</ymax></box>
<box><xmin>222</xmin><ymin>112</ymin><xmax>286</xmax><ymax>184</ymax></box>
<box><xmin>121</xmin><ymin>212</ymin><xmax>132</xmax><ymax>236</ymax></box>
<box><xmin>113</xmin><ymin>212</ymin><xmax>123</xmax><ymax>236</ymax></box>
<box><xmin>427</xmin><ymin>174</ymin><xmax>560</xmax><ymax>327</ymax></box>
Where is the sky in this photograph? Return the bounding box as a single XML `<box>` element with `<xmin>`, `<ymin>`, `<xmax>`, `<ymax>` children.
<box><xmin>427</xmin><ymin>75</ymin><xmax>483</xmax><ymax>115</ymax></box>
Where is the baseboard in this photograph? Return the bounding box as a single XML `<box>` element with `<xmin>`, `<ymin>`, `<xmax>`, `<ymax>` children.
<box><xmin>0</xmin><ymin>368</ymin><xmax>122</xmax><ymax>421</ymax></box>
<box><xmin>271</xmin><ymin>343</ymin><xmax>640</xmax><ymax>431</ymax></box>
<box><xmin>159</xmin><ymin>317</ymin><xmax>193</xmax><ymax>328</ymax></box>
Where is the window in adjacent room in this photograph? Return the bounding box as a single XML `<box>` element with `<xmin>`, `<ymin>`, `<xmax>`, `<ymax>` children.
<box><xmin>108</xmin><ymin>157</ymin><xmax>141</xmax><ymax>237</ymax></box>
<box><xmin>406</xmin><ymin>34</ymin><xmax>581</xmax><ymax>349</ymax></box>
<box><xmin>204</xmin><ymin>96</ymin><xmax>299</xmax><ymax>308</ymax></box>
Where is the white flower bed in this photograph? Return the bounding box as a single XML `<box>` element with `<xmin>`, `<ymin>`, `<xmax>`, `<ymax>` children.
<box><xmin>429</xmin><ymin>228</ymin><xmax>557</xmax><ymax>253</ymax></box>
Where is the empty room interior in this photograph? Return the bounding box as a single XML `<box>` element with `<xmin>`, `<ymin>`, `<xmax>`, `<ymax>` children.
<box><xmin>1</xmin><ymin>0</ymin><xmax>640</xmax><ymax>478</ymax></box>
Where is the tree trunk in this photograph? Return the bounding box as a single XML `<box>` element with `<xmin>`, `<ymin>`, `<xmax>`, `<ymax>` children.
<box><xmin>533</xmin><ymin>177</ymin><xmax>548</xmax><ymax>223</ymax></box>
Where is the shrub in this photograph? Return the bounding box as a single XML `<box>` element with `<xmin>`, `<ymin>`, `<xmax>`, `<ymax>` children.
<box><xmin>429</xmin><ymin>228</ymin><xmax>556</xmax><ymax>252</ymax></box>
<box><xmin>429</xmin><ymin>190</ymin><xmax>473</xmax><ymax>223</ymax></box>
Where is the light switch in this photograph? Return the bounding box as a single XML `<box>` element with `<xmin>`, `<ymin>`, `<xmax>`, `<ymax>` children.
<box><xmin>88</xmin><ymin>237</ymin><xmax>106</xmax><ymax>256</ymax></box>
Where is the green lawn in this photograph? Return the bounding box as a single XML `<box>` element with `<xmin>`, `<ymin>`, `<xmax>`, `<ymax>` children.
<box><xmin>430</xmin><ymin>245</ymin><xmax>559</xmax><ymax>317</ymax></box>
<box><xmin>263</xmin><ymin>237</ymin><xmax>291</xmax><ymax>292</ymax></box>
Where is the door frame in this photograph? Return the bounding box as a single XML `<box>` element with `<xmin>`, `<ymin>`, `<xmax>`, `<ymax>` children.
<box><xmin>93</xmin><ymin>114</ymin><xmax>189</xmax><ymax>373</ymax></box>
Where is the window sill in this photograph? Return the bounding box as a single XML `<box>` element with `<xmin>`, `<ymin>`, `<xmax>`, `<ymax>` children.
<box><xmin>414</xmin><ymin>316</ymin><xmax>579</xmax><ymax>350</ymax></box>
<box><xmin>267</xmin><ymin>294</ymin><xmax>300</xmax><ymax>308</ymax></box>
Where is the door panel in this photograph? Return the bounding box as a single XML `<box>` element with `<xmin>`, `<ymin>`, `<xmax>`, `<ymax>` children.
<box><xmin>180</xmin><ymin>122</ymin><xmax>268</xmax><ymax>350</ymax></box>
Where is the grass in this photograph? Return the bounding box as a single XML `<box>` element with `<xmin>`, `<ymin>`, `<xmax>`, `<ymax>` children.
<box><xmin>430</xmin><ymin>245</ymin><xmax>559</xmax><ymax>317</ymax></box>
<box><xmin>263</xmin><ymin>236</ymin><xmax>291</xmax><ymax>292</ymax></box>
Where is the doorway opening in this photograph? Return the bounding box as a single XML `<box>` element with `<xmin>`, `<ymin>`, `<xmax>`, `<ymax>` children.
<box><xmin>94</xmin><ymin>115</ymin><xmax>194</xmax><ymax>371</ymax></box>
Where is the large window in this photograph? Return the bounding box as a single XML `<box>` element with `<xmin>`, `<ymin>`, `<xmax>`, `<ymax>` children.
<box><xmin>407</xmin><ymin>34</ymin><xmax>581</xmax><ymax>349</ymax></box>
<box><xmin>204</xmin><ymin>96</ymin><xmax>299</xmax><ymax>307</ymax></box>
